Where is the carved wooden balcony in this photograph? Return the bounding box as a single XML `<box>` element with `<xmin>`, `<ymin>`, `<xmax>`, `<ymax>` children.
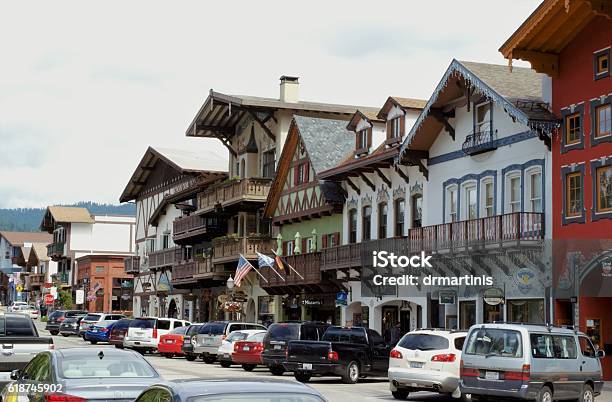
<box><xmin>197</xmin><ymin>177</ymin><xmax>272</xmax><ymax>214</ymax></box>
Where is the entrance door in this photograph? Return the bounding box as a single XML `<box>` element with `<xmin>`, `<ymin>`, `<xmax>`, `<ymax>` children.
<box><xmin>168</xmin><ymin>299</ymin><xmax>177</xmax><ymax>318</ymax></box>
<box><xmin>382</xmin><ymin>306</ymin><xmax>399</xmax><ymax>344</ymax></box>
<box><xmin>400</xmin><ymin>310</ymin><xmax>411</xmax><ymax>338</ymax></box>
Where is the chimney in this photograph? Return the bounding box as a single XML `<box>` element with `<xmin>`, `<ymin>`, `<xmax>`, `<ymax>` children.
<box><xmin>279</xmin><ymin>75</ymin><xmax>299</xmax><ymax>103</ymax></box>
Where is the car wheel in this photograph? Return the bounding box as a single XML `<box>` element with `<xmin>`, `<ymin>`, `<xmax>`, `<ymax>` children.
<box><xmin>391</xmin><ymin>389</ymin><xmax>409</xmax><ymax>400</ymax></box>
<box><xmin>342</xmin><ymin>361</ymin><xmax>360</xmax><ymax>384</ymax></box>
<box><xmin>294</xmin><ymin>372</ymin><xmax>311</xmax><ymax>383</ymax></box>
<box><xmin>203</xmin><ymin>356</ymin><xmax>216</xmax><ymax>364</ymax></box>
<box><xmin>537</xmin><ymin>386</ymin><xmax>553</xmax><ymax>402</ymax></box>
<box><xmin>114</xmin><ymin>344</ymin><xmax>123</xmax><ymax>349</ymax></box>
<box><xmin>578</xmin><ymin>384</ymin><xmax>594</xmax><ymax>402</ymax></box>
<box><xmin>50</xmin><ymin>331</ymin><xmax>58</xmax><ymax>335</ymax></box>
<box><xmin>61</xmin><ymin>334</ymin><xmax>69</xmax><ymax>337</ymax></box>
<box><xmin>242</xmin><ymin>364</ymin><xmax>256</xmax><ymax>371</ymax></box>
<box><xmin>90</xmin><ymin>340</ymin><xmax>98</xmax><ymax>345</ymax></box>
<box><xmin>164</xmin><ymin>353</ymin><xmax>174</xmax><ymax>359</ymax></box>
<box><xmin>269</xmin><ymin>366</ymin><xmax>285</xmax><ymax>376</ymax></box>
<box><xmin>186</xmin><ymin>354</ymin><xmax>196</xmax><ymax>362</ymax></box>
<box><xmin>136</xmin><ymin>348</ymin><xmax>146</xmax><ymax>355</ymax></box>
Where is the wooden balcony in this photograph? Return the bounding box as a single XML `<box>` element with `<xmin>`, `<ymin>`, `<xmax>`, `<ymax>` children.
<box><xmin>172</xmin><ymin>259</ymin><xmax>220</xmax><ymax>285</ymax></box>
<box><xmin>321</xmin><ymin>212</ymin><xmax>544</xmax><ymax>270</ymax></box>
<box><xmin>173</xmin><ymin>214</ymin><xmax>226</xmax><ymax>242</ymax></box>
<box><xmin>197</xmin><ymin>177</ymin><xmax>272</xmax><ymax>214</ymax></box>
<box><xmin>260</xmin><ymin>252</ymin><xmax>322</xmax><ymax>288</ymax></box>
<box><xmin>29</xmin><ymin>273</ymin><xmax>45</xmax><ymax>288</ymax></box>
<box><xmin>148</xmin><ymin>247</ymin><xmax>179</xmax><ymax>270</ymax></box>
<box><xmin>124</xmin><ymin>256</ymin><xmax>140</xmax><ymax>274</ymax></box>
<box><xmin>212</xmin><ymin>236</ymin><xmax>274</xmax><ymax>264</ymax></box>
<box><xmin>47</xmin><ymin>242</ymin><xmax>65</xmax><ymax>259</ymax></box>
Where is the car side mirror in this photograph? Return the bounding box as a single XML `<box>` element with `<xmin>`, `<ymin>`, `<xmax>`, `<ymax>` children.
<box><xmin>10</xmin><ymin>369</ymin><xmax>22</xmax><ymax>380</ymax></box>
<box><xmin>597</xmin><ymin>350</ymin><xmax>606</xmax><ymax>358</ymax></box>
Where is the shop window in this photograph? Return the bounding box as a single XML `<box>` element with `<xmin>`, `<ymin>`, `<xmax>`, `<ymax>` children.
<box><xmin>348</xmin><ymin>209</ymin><xmax>357</xmax><ymax>244</ymax></box>
<box><xmin>483</xmin><ymin>302</ymin><xmax>502</xmax><ymax>323</ymax></box>
<box><xmin>459</xmin><ymin>300</ymin><xmax>476</xmax><ymax>330</ymax></box>
<box><xmin>378</xmin><ymin>203</ymin><xmax>387</xmax><ymax>239</ymax></box>
<box><xmin>362</xmin><ymin>206</ymin><xmax>371</xmax><ymax>241</ymax></box>
<box><xmin>394</xmin><ymin>198</ymin><xmax>405</xmax><ymax>236</ymax></box>
<box><xmin>507</xmin><ymin>299</ymin><xmax>544</xmax><ymax>324</ymax></box>
<box><xmin>594</xmin><ymin>48</ymin><xmax>610</xmax><ymax>80</ymax></box>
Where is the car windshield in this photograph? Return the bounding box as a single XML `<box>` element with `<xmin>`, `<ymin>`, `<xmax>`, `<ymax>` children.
<box><xmin>83</xmin><ymin>314</ymin><xmax>101</xmax><ymax>321</ymax></box>
<box><xmin>59</xmin><ymin>356</ymin><xmax>158</xmax><ymax>378</ymax></box>
<box><xmin>114</xmin><ymin>319</ymin><xmax>132</xmax><ymax>328</ymax></box>
<box><xmin>266</xmin><ymin>324</ymin><xmax>299</xmax><ymax>341</ymax></box>
<box><xmin>131</xmin><ymin>318</ymin><xmax>155</xmax><ymax>329</ymax></box>
<box><xmin>199</xmin><ymin>322</ymin><xmax>226</xmax><ymax>335</ymax></box>
<box><xmin>397</xmin><ymin>333</ymin><xmax>449</xmax><ymax>351</ymax></box>
<box><xmin>187</xmin><ymin>325</ymin><xmax>202</xmax><ymax>335</ymax></box>
<box><xmin>465</xmin><ymin>328</ymin><xmax>523</xmax><ymax>358</ymax></box>
<box><xmin>170</xmin><ymin>326</ymin><xmax>189</xmax><ymax>335</ymax></box>
<box><xmin>189</xmin><ymin>394</ymin><xmax>324</xmax><ymax>402</ymax></box>
<box><xmin>49</xmin><ymin>311</ymin><xmax>64</xmax><ymax>320</ymax></box>
<box><xmin>227</xmin><ymin>332</ymin><xmax>248</xmax><ymax>342</ymax></box>
<box><xmin>248</xmin><ymin>332</ymin><xmax>266</xmax><ymax>342</ymax></box>
<box><xmin>322</xmin><ymin>327</ymin><xmax>367</xmax><ymax>344</ymax></box>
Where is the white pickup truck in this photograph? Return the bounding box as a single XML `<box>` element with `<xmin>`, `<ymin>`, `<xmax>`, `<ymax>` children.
<box><xmin>0</xmin><ymin>312</ymin><xmax>54</xmax><ymax>386</ymax></box>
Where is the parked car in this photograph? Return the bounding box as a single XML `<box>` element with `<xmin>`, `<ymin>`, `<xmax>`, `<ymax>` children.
<box><xmin>262</xmin><ymin>321</ymin><xmax>330</xmax><ymax>376</ymax></box>
<box><xmin>217</xmin><ymin>329</ymin><xmax>267</xmax><ymax>368</ymax></box>
<box><xmin>45</xmin><ymin>310</ymin><xmax>88</xmax><ymax>335</ymax></box>
<box><xmin>233</xmin><ymin>331</ymin><xmax>267</xmax><ymax>371</ymax></box>
<box><xmin>133</xmin><ymin>379</ymin><xmax>327</xmax><ymax>402</ymax></box>
<box><xmin>1</xmin><ymin>347</ymin><xmax>161</xmax><ymax>401</ymax></box>
<box><xmin>78</xmin><ymin>312</ymin><xmax>125</xmax><ymax>337</ymax></box>
<box><xmin>182</xmin><ymin>324</ymin><xmax>204</xmax><ymax>361</ymax></box>
<box><xmin>7</xmin><ymin>301</ymin><xmax>28</xmax><ymax>312</ymax></box>
<box><xmin>84</xmin><ymin>320</ymin><xmax>117</xmax><ymax>344</ymax></box>
<box><xmin>0</xmin><ymin>312</ymin><xmax>54</xmax><ymax>386</ymax></box>
<box><xmin>58</xmin><ymin>315</ymin><xmax>87</xmax><ymax>337</ymax></box>
<box><xmin>193</xmin><ymin>321</ymin><xmax>266</xmax><ymax>363</ymax></box>
<box><xmin>460</xmin><ymin>323</ymin><xmax>604</xmax><ymax>402</ymax></box>
<box><xmin>158</xmin><ymin>325</ymin><xmax>190</xmax><ymax>358</ymax></box>
<box><xmin>285</xmin><ymin>326</ymin><xmax>391</xmax><ymax>384</ymax></box>
<box><xmin>124</xmin><ymin>317</ymin><xmax>190</xmax><ymax>354</ymax></box>
<box><xmin>388</xmin><ymin>329</ymin><xmax>467</xmax><ymax>400</ymax></box>
<box><xmin>13</xmin><ymin>304</ymin><xmax>39</xmax><ymax>319</ymax></box>
<box><xmin>109</xmin><ymin>318</ymin><xmax>133</xmax><ymax>348</ymax></box>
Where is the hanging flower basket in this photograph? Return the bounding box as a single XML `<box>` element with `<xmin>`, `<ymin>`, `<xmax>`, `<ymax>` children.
<box><xmin>223</xmin><ymin>301</ymin><xmax>242</xmax><ymax>312</ymax></box>
<box><xmin>86</xmin><ymin>295</ymin><xmax>97</xmax><ymax>302</ymax></box>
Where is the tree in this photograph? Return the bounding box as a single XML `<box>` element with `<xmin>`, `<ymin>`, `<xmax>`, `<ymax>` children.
<box><xmin>57</xmin><ymin>289</ymin><xmax>73</xmax><ymax>310</ymax></box>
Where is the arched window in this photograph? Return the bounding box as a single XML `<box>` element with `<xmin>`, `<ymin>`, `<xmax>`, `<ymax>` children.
<box><xmin>394</xmin><ymin>198</ymin><xmax>405</xmax><ymax>236</ymax></box>
<box><xmin>378</xmin><ymin>203</ymin><xmax>387</xmax><ymax>239</ymax></box>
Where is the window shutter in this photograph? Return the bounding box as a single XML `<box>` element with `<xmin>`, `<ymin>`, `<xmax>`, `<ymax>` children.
<box><xmin>386</xmin><ymin>120</ymin><xmax>392</xmax><ymax>139</ymax></box>
<box><xmin>302</xmin><ymin>238</ymin><xmax>308</xmax><ymax>253</ymax></box>
<box><xmin>282</xmin><ymin>241</ymin><xmax>287</xmax><ymax>256</ymax></box>
<box><xmin>367</xmin><ymin>128</ymin><xmax>372</xmax><ymax>147</ymax></box>
<box><xmin>333</xmin><ymin>232</ymin><xmax>340</xmax><ymax>246</ymax></box>
<box><xmin>304</xmin><ymin>162</ymin><xmax>310</xmax><ymax>182</ymax></box>
<box><xmin>322</xmin><ymin>234</ymin><xmax>328</xmax><ymax>249</ymax></box>
<box><xmin>400</xmin><ymin>116</ymin><xmax>405</xmax><ymax>137</ymax></box>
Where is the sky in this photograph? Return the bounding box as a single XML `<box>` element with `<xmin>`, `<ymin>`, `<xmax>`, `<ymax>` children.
<box><xmin>0</xmin><ymin>0</ymin><xmax>541</xmax><ymax>208</ymax></box>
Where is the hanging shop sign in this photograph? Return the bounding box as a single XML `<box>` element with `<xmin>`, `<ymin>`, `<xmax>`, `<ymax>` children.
<box><xmin>335</xmin><ymin>291</ymin><xmax>348</xmax><ymax>307</ymax></box>
<box><xmin>439</xmin><ymin>290</ymin><xmax>456</xmax><ymax>305</ymax></box>
<box><xmin>514</xmin><ymin>267</ymin><xmax>536</xmax><ymax>293</ymax></box>
<box><xmin>302</xmin><ymin>298</ymin><xmax>324</xmax><ymax>306</ymax></box>
<box><xmin>483</xmin><ymin>287</ymin><xmax>505</xmax><ymax>306</ymax></box>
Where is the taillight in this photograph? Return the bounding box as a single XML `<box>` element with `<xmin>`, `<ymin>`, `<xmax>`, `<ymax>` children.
<box><xmin>45</xmin><ymin>393</ymin><xmax>86</xmax><ymax>401</ymax></box>
<box><xmin>431</xmin><ymin>353</ymin><xmax>455</xmax><ymax>362</ymax></box>
<box><xmin>460</xmin><ymin>360</ymin><xmax>479</xmax><ymax>377</ymax></box>
<box><xmin>505</xmin><ymin>364</ymin><xmax>530</xmax><ymax>381</ymax></box>
<box><xmin>234</xmin><ymin>343</ymin><xmax>240</xmax><ymax>352</ymax></box>
<box><xmin>327</xmin><ymin>351</ymin><xmax>339</xmax><ymax>361</ymax></box>
<box><xmin>179</xmin><ymin>335</ymin><xmax>184</xmax><ymax>342</ymax></box>
<box><xmin>100</xmin><ymin>328</ymin><xmax>108</xmax><ymax>333</ymax></box>
<box><xmin>48</xmin><ymin>342</ymin><xmax>55</xmax><ymax>350</ymax></box>
<box><xmin>390</xmin><ymin>349</ymin><xmax>403</xmax><ymax>359</ymax></box>
<box><xmin>57</xmin><ymin>316</ymin><xmax>65</xmax><ymax>322</ymax></box>
<box><xmin>255</xmin><ymin>343</ymin><xmax>264</xmax><ymax>352</ymax></box>
<box><xmin>152</xmin><ymin>327</ymin><xmax>158</xmax><ymax>338</ymax></box>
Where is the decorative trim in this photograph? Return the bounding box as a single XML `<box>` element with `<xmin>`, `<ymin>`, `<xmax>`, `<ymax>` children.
<box><xmin>561</xmin><ymin>163</ymin><xmax>586</xmax><ymax>226</ymax></box>
<box><xmin>428</xmin><ymin>130</ymin><xmax>536</xmax><ymax>166</ymax></box>
<box><xmin>442</xmin><ymin>169</ymin><xmax>497</xmax><ymax>223</ymax></box>
<box><xmin>376</xmin><ymin>188</ymin><xmax>389</xmax><ymax>203</ymax></box>
<box><xmin>590</xmin><ymin>156</ymin><xmax>612</xmax><ymax>222</ymax></box>
<box><xmin>361</xmin><ymin>194</ymin><xmax>372</xmax><ymax>207</ymax></box>
<box><xmin>410</xmin><ymin>182</ymin><xmax>423</xmax><ymax>197</ymax></box>
<box><xmin>347</xmin><ymin>197</ymin><xmax>358</xmax><ymax>210</ymax></box>
<box><xmin>560</xmin><ymin>103</ymin><xmax>585</xmax><ymax>154</ymax></box>
<box><xmin>501</xmin><ymin>159</ymin><xmax>545</xmax><ymax>215</ymax></box>
<box><xmin>392</xmin><ymin>186</ymin><xmax>406</xmax><ymax>200</ymax></box>
<box><xmin>590</xmin><ymin>94</ymin><xmax>612</xmax><ymax>147</ymax></box>
<box><xmin>594</xmin><ymin>47</ymin><xmax>611</xmax><ymax>81</ymax></box>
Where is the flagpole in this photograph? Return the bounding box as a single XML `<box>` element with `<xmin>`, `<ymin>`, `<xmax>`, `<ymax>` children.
<box><xmin>257</xmin><ymin>252</ymin><xmax>285</xmax><ymax>281</ymax></box>
<box><xmin>271</xmin><ymin>249</ymin><xmax>304</xmax><ymax>280</ymax></box>
<box><xmin>239</xmin><ymin>254</ymin><xmax>268</xmax><ymax>283</ymax></box>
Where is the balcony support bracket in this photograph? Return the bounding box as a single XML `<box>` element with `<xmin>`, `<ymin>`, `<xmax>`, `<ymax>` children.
<box><xmin>359</xmin><ymin>173</ymin><xmax>375</xmax><ymax>191</ymax></box>
<box><xmin>345</xmin><ymin>177</ymin><xmax>360</xmax><ymax>195</ymax></box>
<box><xmin>416</xmin><ymin>160</ymin><xmax>429</xmax><ymax>180</ymax></box>
<box><xmin>430</xmin><ymin>108</ymin><xmax>455</xmax><ymax>140</ymax></box>
<box><xmin>394</xmin><ymin>165</ymin><xmax>410</xmax><ymax>184</ymax></box>
<box><xmin>374</xmin><ymin>168</ymin><xmax>392</xmax><ymax>188</ymax></box>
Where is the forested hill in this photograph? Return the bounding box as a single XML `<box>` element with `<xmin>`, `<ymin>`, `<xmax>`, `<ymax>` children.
<box><xmin>0</xmin><ymin>202</ymin><xmax>136</xmax><ymax>232</ymax></box>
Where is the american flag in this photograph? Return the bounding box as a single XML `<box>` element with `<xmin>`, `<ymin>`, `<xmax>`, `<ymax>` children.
<box><xmin>234</xmin><ymin>255</ymin><xmax>254</xmax><ymax>287</ymax></box>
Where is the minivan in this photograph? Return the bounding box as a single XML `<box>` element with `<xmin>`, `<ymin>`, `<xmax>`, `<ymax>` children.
<box><xmin>193</xmin><ymin>321</ymin><xmax>266</xmax><ymax>363</ymax></box>
<box><xmin>261</xmin><ymin>321</ymin><xmax>330</xmax><ymax>375</ymax></box>
<box><xmin>79</xmin><ymin>313</ymin><xmax>126</xmax><ymax>337</ymax></box>
<box><xmin>124</xmin><ymin>317</ymin><xmax>190</xmax><ymax>354</ymax></box>
<box><xmin>460</xmin><ymin>323</ymin><xmax>604</xmax><ymax>402</ymax></box>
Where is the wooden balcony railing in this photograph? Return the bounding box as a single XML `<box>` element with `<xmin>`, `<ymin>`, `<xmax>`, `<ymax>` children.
<box><xmin>173</xmin><ymin>215</ymin><xmax>225</xmax><ymax>242</ymax></box>
<box><xmin>260</xmin><ymin>252</ymin><xmax>322</xmax><ymax>287</ymax></box>
<box><xmin>462</xmin><ymin>128</ymin><xmax>497</xmax><ymax>155</ymax></box>
<box><xmin>29</xmin><ymin>273</ymin><xmax>45</xmax><ymax>287</ymax></box>
<box><xmin>172</xmin><ymin>259</ymin><xmax>215</xmax><ymax>284</ymax></box>
<box><xmin>321</xmin><ymin>212</ymin><xmax>544</xmax><ymax>270</ymax></box>
<box><xmin>212</xmin><ymin>236</ymin><xmax>274</xmax><ymax>264</ymax></box>
<box><xmin>148</xmin><ymin>247</ymin><xmax>179</xmax><ymax>270</ymax></box>
<box><xmin>124</xmin><ymin>256</ymin><xmax>140</xmax><ymax>274</ymax></box>
<box><xmin>197</xmin><ymin>177</ymin><xmax>272</xmax><ymax>213</ymax></box>
<box><xmin>47</xmin><ymin>242</ymin><xmax>65</xmax><ymax>258</ymax></box>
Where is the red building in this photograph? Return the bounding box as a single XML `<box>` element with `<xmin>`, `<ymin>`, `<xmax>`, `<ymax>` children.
<box><xmin>76</xmin><ymin>255</ymin><xmax>133</xmax><ymax>314</ymax></box>
<box><xmin>502</xmin><ymin>0</ymin><xmax>611</xmax><ymax>378</ymax></box>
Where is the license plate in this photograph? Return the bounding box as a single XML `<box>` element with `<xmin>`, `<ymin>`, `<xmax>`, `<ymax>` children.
<box><xmin>485</xmin><ymin>371</ymin><xmax>499</xmax><ymax>380</ymax></box>
<box><xmin>410</xmin><ymin>361</ymin><xmax>424</xmax><ymax>368</ymax></box>
<box><xmin>92</xmin><ymin>329</ymin><xmax>98</xmax><ymax>332</ymax></box>
<box><xmin>243</xmin><ymin>346</ymin><xmax>250</xmax><ymax>351</ymax></box>
<box><xmin>274</xmin><ymin>345</ymin><xmax>281</xmax><ymax>350</ymax></box>
<box><xmin>301</xmin><ymin>363</ymin><xmax>312</xmax><ymax>370</ymax></box>
<box><xmin>165</xmin><ymin>339</ymin><xmax>173</xmax><ymax>344</ymax></box>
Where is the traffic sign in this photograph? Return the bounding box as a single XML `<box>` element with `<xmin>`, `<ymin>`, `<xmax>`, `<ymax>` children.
<box><xmin>16</xmin><ymin>284</ymin><xmax>23</xmax><ymax>293</ymax></box>
<box><xmin>44</xmin><ymin>294</ymin><xmax>54</xmax><ymax>305</ymax></box>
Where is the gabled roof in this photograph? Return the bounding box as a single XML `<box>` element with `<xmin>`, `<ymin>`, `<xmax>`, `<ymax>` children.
<box><xmin>0</xmin><ymin>231</ymin><xmax>52</xmax><ymax>247</ymax></box>
<box><xmin>398</xmin><ymin>59</ymin><xmax>559</xmax><ymax>159</ymax></box>
<box><xmin>377</xmin><ymin>96</ymin><xmax>427</xmax><ymax>120</ymax></box>
<box><xmin>119</xmin><ymin>146</ymin><xmax>228</xmax><ymax>203</ymax></box>
<box><xmin>29</xmin><ymin>243</ymin><xmax>50</xmax><ymax>263</ymax></box>
<box><xmin>46</xmin><ymin>206</ymin><xmax>94</xmax><ymax>224</ymax></box>
<box><xmin>347</xmin><ymin>109</ymin><xmax>385</xmax><ymax>131</ymax></box>
<box><xmin>263</xmin><ymin>116</ymin><xmax>354</xmax><ymax>218</ymax></box>
<box><xmin>499</xmin><ymin>0</ymin><xmax>611</xmax><ymax>77</ymax></box>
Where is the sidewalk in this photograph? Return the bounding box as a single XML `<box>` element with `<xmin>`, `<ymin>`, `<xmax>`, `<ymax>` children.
<box><xmin>604</xmin><ymin>382</ymin><xmax>612</xmax><ymax>392</ymax></box>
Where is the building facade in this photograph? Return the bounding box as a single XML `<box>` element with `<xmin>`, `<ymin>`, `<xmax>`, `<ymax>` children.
<box><xmin>76</xmin><ymin>255</ymin><xmax>133</xmax><ymax>313</ymax></box>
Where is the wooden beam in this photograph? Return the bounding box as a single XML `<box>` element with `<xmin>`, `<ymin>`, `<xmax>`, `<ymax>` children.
<box><xmin>394</xmin><ymin>166</ymin><xmax>410</xmax><ymax>184</ymax></box>
<box><xmin>211</xmin><ymin>132</ymin><xmax>237</xmax><ymax>157</ymax></box>
<box><xmin>374</xmin><ymin>168</ymin><xmax>391</xmax><ymax>187</ymax></box>
<box><xmin>430</xmin><ymin>108</ymin><xmax>455</xmax><ymax>140</ymax></box>
<box><xmin>402</xmin><ymin>150</ymin><xmax>429</xmax><ymax>160</ymax></box>
<box><xmin>359</xmin><ymin>173</ymin><xmax>375</xmax><ymax>191</ymax></box>
<box><xmin>346</xmin><ymin>178</ymin><xmax>360</xmax><ymax>195</ymax></box>
<box><xmin>247</xmin><ymin>110</ymin><xmax>276</xmax><ymax>141</ymax></box>
<box><xmin>416</xmin><ymin>160</ymin><xmax>429</xmax><ymax>180</ymax></box>
<box><xmin>195</xmin><ymin>124</ymin><xmax>234</xmax><ymax>135</ymax></box>
<box><xmin>513</xmin><ymin>50</ymin><xmax>559</xmax><ymax>78</ymax></box>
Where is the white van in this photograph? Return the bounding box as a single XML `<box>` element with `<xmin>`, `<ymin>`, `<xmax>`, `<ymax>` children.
<box><xmin>124</xmin><ymin>317</ymin><xmax>190</xmax><ymax>354</ymax></box>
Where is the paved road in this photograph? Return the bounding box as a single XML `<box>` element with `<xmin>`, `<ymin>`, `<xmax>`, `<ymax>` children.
<box><xmin>35</xmin><ymin>321</ymin><xmax>612</xmax><ymax>402</ymax></box>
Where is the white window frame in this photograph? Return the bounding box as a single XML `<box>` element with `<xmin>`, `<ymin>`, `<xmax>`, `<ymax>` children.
<box><xmin>446</xmin><ymin>185</ymin><xmax>458</xmax><ymax>222</ymax></box>
<box><xmin>306</xmin><ymin>237</ymin><xmax>313</xmax><ymax>253</ymax></box>
<box><xmin>506</xmin><ymin>172</ymin><xmax>522</xmax><ymax>213</ymax></box>
<box><xmin>481</xmin><ymin>178</ymin><xmax>495</xmax><ymax>217</ymax></box>
<box><xmin>286</xmin><ymin>241</ymin><xmax>294</xmax><ymax>256</ymax></box>
<box><xmin>392</xmin><ymin>117</ymin><xmax>401</xmax><ymax>138</ymax></box>
<box><xmin>526</xmin><ymin>167</ymin><xmax>543</xmax><ymax>213</ymax></box>
<box><xmin>476</xmin><ymin>101</ymin><xmax>492</xmax><ymax>133</ymax></box>
<box><xmin>462</xmin><ymin>181</ymin><xmax>478</xmax><ymax>220</ymax></box>
<box><xmin>359</xmin><ymin>129</ymin><xmax>368</xmax><ymax>149</ymax></box>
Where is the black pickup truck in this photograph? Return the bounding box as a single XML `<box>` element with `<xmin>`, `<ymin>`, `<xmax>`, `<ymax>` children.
<box><xmin>284</xmin><ymin>326</ymin><xmax>391</xmax><ymax>384</ymax></box>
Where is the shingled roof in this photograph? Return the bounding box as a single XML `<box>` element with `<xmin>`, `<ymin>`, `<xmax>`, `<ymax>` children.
<box><xmin>0</xmin><ymin>231</ymin><xmax>52</xmax><ymax>247</ymax></box>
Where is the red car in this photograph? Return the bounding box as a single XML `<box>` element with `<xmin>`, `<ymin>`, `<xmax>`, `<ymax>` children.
<box><xmin>158</xmin><ymin>326</ymin><xmax>189</xmax><ymax>358</ymax></box>
<box><xmin>232</xmin><ymin>332</ymin><xmax>266</xmax><ymax>371</ymax></box>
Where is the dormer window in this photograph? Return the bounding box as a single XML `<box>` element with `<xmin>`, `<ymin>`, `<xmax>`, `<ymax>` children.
<box><xmin>391</xmin><ymin>117</ymin><xmax>401</xmax><ymax>138</ymax></box>
<box><xmin>386</xmin><ymin>116</ymin><xmax>404</xmax><ymax>145</ymax></box>
<box><xmin>355</xmin><ymin>128</ymin><xmax>371</xmax><ymax>155</ymax></box>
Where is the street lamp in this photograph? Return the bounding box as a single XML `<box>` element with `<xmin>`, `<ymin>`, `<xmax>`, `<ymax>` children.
<box><xmin>226</xmin><ymin>276</ymin><xmax>235</xmax><ymax>290</ymax></box>
<box><xmin>226</xmin><ymin>276</ymin><xmax>235</xmax><ymax>321</ymax></box>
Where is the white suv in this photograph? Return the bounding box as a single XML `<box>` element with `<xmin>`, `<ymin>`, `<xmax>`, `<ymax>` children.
<box><xmin>388</xmin><ymin>329</ymin><xmax>467</xmax><ymax>400</ymax></box>
<box><xmin>79</xmin><ymin>313</ymin><xmax>125</xmax><ymax>337</ymax></box>
<box><xmin>124</xmin><ymin>317</ymin><xmax>190</xmax><ymax>354</ymax></box>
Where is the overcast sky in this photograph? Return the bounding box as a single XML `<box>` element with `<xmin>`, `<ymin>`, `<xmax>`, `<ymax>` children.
<box><xmin>0</xmin><ymin>0</ymin><xmax>540</xmax><ymax>208</ymax></box>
